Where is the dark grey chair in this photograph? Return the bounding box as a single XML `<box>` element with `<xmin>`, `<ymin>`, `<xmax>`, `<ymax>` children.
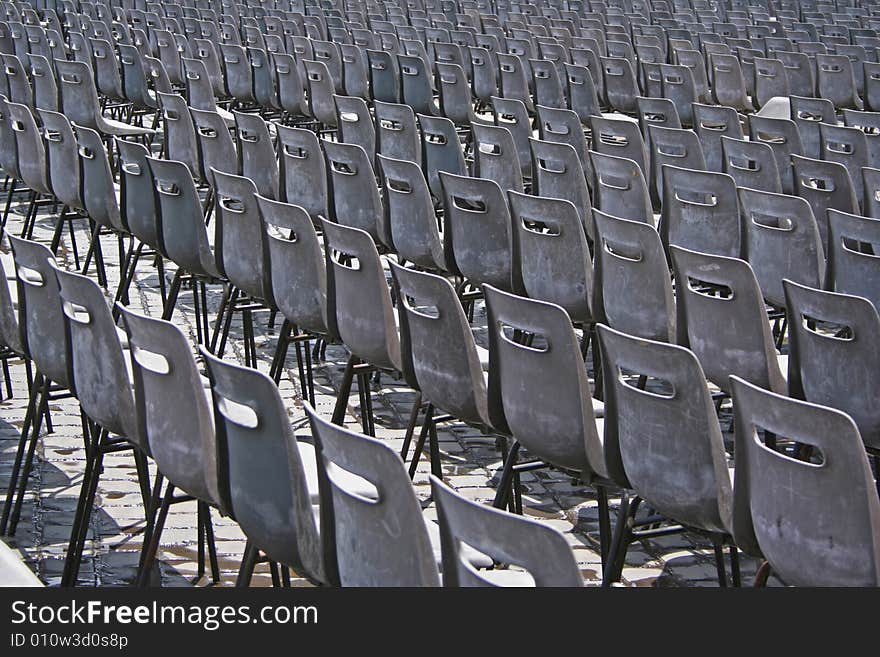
<box><xmin>277</xmin><ymin>124</ymin><xmax>328</xmax><ymax>222</ymax></box>
<box><xmin>693</xmin><ymin>103</ymin><xmax>745</xmax><ymax>172</ymax></box>
<box><xmin>220</xmin><ymin>43</ymin><xmax>256</xmax><ymax>105</ymax></box>
<box><xmin>816</xmin><ymin>52</ymin><xmax>863</xmax><ymax>110</ymax></box>
<box><xmin>592</xmin><ymin>210</ymin><xmax>675</xmax><ymax>343</ymax></box>
<box><xmin>792</xmin><ymin>154</ymin><xmax>860</xmax><ymax>253</ymax></box>
<box><xmin>158</xmin><ymin>92</ymin><xmax>202</xmax><ymax>181</ymax></box>
<box><xmin>730</xmin><ymin>375</ymin><xmax>880</xmax><ymax>587</ymax></box>
<box><xmin>334</xmin><ymin>94</ymin><xmax>376</xmax><ymax>168</ymax></box>
<box><xmin>564</xmin><ymin>63</ymin><xmax>602</xmax><ymax>125</ymax></box>
<box><xmin>536</xmin><ymin>105</ymin><xmax>592</xmax><ymax>183</ymax></box>
<box><xmin>234</xmin><ymin>111</ymin><xmax>279</xmax><ymax>201</ymax></box>
<box><xmin>589</xmin><ymin>149</ymin><xmax>654</xmax><ymax>225</ymax></box>
<box><xmin>439</xmin><ymin>171</ymin><xmax>516</xmax><ymax>292</ymax></box>
<box><xmin>671</xmin><ymin>245</ymin><xmax>786</xmax><ymax>395</ymax></box>
<box><xmin>431</xmin><ymin>475</ymin><xmax>583</xmax><ymax>587</ymax></box>
<box><xmin>754</xmin><ymin>57</ymin><xmax>791</xmax><ymax>109</ymax></box>
<box><xmin>863</xmin><ymin>166</ymin><xmax>880</xmax><ymax>219</ymax></box>
<box><xmin>601</xmin><ymin>55</ymin><xmax>639</xmax><ymax>114</ymax></box>
<box><xmin>28</xmin><ymin>54</ymin><xmax>58</xmax><ymax>113</ymax></box>
<box><xmin>472</xmin><ymin>123</ymin><xmax>523</xmax><ymax>194</ymax></box>
<box><xmin>367</xmin><ymin>48</ymin><xmax>401</xmax><ymax>104</ymax></box>
<box><xmin>420</xmin><ymin>114</ymin><xmax>467</xmax><ymax>201</ymax></box>
<box><xmin>738</xmin><ymin>187</ymin><xmax>825</xmax><ymax>309</ymax></box>
<box><xmin>590</xmin><ymin>115</ymin><xmax>649</xmax><ymax>183</ymax></box>
<box><xmin>648</xmin><ymin>125</ymin><xmax>706</xmax><ymax>203</ymax></box>
<box><xmin>529</xmin><ymin>138</ymin><xmax>594</xmax><ymax>239</ymax></box>
<box><xmin>748</xmin><ymin>115</ymin><xmax>804</xmax><ymax>195</ymax></box>
<box><xmin>721</xmin><ymin>136</ymin><xmax>783</xmax><ymax>194</ymax></box>
<box><xmin>341</xmin><ymin>43</ymin><xmax>369</xmax><ymax>100</ymax></box>
<box><xmin>710</xmin><ymin>52</ymin><xmax>754</xmax><ymax>112</ymax></box>
<box><xmin>596</xmin><ymin>323</ymin><xmax>736</xmax><ymax>587</ymax></box>
<box><xmin>826</xmin><ymin>208</ymin><xmax>880</xmax><ymax>312</ymax></box>
<box><xmin>790</xmin><ymin>95</ymin><xmax>835</xmax><ymax>160</ymax></box>
<box><xmin>190</xmin><ymin>107</ymin><xmax>238</xmax><ymax>187</ymax></box>
<box><xmin>303</xmin><ymin>59</ymin><xmax>338</xmax><ymax>128</ymax></box>
<box><xmin>497</xmin><ymin>52</ymin><xmax>534</xmax><ymax>114</ymax></box>
<box><xmin>661</xmin><ymin>165</ymin><xmax>741</xmax><ymax>258</ymax></box>
<box><xmin>399</xmin><ymin>53</ymin><xmax>439</xmax><ymax>116</ymax></box>
<box><xmin>842</xmin><ymin>109</ymin><xmax>880</xmax><ymax>170</ymax></box>
<box><xmin>274</xmin><ymin>52</ymin><xmax>307</xmax><ymax>118</ymax></box>
<box><xmin>819</xmin><ymin>122</ymin><xmax>869</xmax><ymax>208</ymax></box>
<box><xmin>437</xmin><ymin>62</ymin><xmax>485</xmax><ymax>128</ymax></box>
<box><xmin>660</xmin><ymin>63</ymin><xmax>698</xmax><ymax>126</ymax></box>
<box><xmin>375</xmin><ymin>101</ymin><xmax>421</xmax><ymax>168</ymax></box>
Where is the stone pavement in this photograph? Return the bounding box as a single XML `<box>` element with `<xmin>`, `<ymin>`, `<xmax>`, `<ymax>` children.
<box><xmin>0</xmin><ymin>182</ymin><xmax>775</xmax><ymax>588</ymax></box>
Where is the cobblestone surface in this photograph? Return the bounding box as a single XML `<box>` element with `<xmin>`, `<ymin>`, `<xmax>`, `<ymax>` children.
<box><xmin>0</xmin><ymin>183</ymin><xmax>774</xmax><ymax>587</ymax></box>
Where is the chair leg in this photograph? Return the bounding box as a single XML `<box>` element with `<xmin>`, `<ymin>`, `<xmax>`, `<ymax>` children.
<box><xmin>269</xmin><ymin>319</ymin><xmax>292</xmax><ymax>383</ymax></box>
<box><xmin>492</xmin><ymin>440</ymin><xmax>521</xmax><ymax>509</ymax></box>
<box><xmin>161</xmin><ymin>269</ymin><xmax>183</xmax><ymax>321</ymax></box>
<box><xmin>407</xmin><ymin>404</ymin><xmax>434</xmax><ymax>479</ymax></box>
<box><xmin>602</xmin><ymin>491</ymin><xmax>632</xmax><ymax>587</ymax></box>
<box><xmin>330</xmin><ymin>354</ymin><xmax>358</xmax><ymax>426</ymax></box>
<box><xmin>137</xmin><ymin>482</ymin><xmax>175</xmax><ymax>587</ymax></box>
<box><xmin>729</xmin><ymin>544</ymin><xmax>741</xmax><ymax>587</ymax></box>
<box><xmin>596</xmin><ymin>485</ymin><xmax>611</xmax><ymax>566</ymax></box>
<box><xmin>712</xmin><ymin>536</ymin><xmax>728</xmax><ymax>587</ymax></box>
<box><xmin>753</xmin><ymin>560</ymin><xmax>772</xmax><ymax>587</ymax></box>
<box><xmin>208</xmin><ymin>283</ymin><xmax>233</xmax><ymax>352</ymax></box>
<box><xmin>136</xmin><ymin>471</ymin><xmax>164</xmax><ymax>579</ymax></box>
<box><xmin>0</xmin><ymin>372</ymin><xmax>43</xmax><ymax>535</ymax></box>
<box><xmin>236</xmin><ymin>540</ymin><xmax>259</xmax><ymax>587</ymax></box>
<box><xmin>400</xmin><ymin>392</ymin><xmax>423</xmax><ymax>461</ymax></box>
<box><xmin>200</xmin><ymin>501</ymin><xmax>221</xmax><ymax>584</ymax></box>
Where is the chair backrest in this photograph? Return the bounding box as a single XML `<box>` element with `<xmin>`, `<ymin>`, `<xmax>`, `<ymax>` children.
<box><xmin>784</xmin><ymin>279</ymin><xmax>880</xmax><ymax>451</ymax></box>
<box><xmin>257</xmin><ymin>195</ymin><xmax>330</xmax><ymax>338</ymax></box>
<box><xmin>27</xmin><ymin>53</ymin><xmax>58</xmax><ymax>112</ymax></box>
<box><xmin>234</xmin><ymin>110</ymin><xmax>280</xmax><ymax>201</ymax></box>
<box><xmin>670</xmin><ymin>245</ymin><xmax>786</xmax><ymax>395</ymax></box>
<box><xmin>340</xmin><ymin>43</ymin><xmax>369</xmax><ymax>100</ymax></box>
<box><xmin>389</xmin><ymin>262</ymin><xmax>489</xmax><ymax>427</ymax></box>
<box><xmin>377</xmin><ymin>154</ymin><xmax>446</xmax><ymax>272</ymax></box>
<box><xmin>321</xmin><ymin>219</ymin><xmax>401</xmax><ymax>371</ymax></box>
<box><xmin>51</xmin><ymin>262</ymin><xmax>141</xmax><ymax>447</ymax></box>
<box><xmin>590</xmin><ymin>115</ymin><xmax>649</xmax><ymax>182</ymax></box>
<box><xmin>273</xmin><ymin>52</ymin><xmax>305</xmax><ymax>116</ymax></box>
<box><xmin>212</xmin><ymin>168</ymin><xmax>272</xmax><ymax>303</ymax></box>
<box><xmin>564</xmin><ymin>62</ymin><xmax>601</xmax><ymax>125</ymax></box>
<box><xmin>323</xmin><ymin>139</ymin><xmax>390</xmax><ymax>247</ymax></box>
<box><xmin>529</xmin><ymin>137</ymin><xmax>594</xmax><ymax>240</ymax></box>
<box><xmin>439</xmin><ymin>171</ymin><xmax>516</xmax><ymax>292</ymax></box>
<box><xmin>119</xmin><ymin>43</ymin><xmax>156</xmax><ymax>110</ymax></box>
<box><xmin>508</xmin><ymin>191</ymin><xmax>593</xmax><ymax>324</ymax></box>
<box><xmin>588</xmin><ymin>148</ymin><xmax>654</xmax><ymax>225</ymax></box>
<box><xmin>117</xmin><ymin>306</ymin><xmax>222</xmax><ymax>510</ymax></box>
<box><xmin>54</xmin><ymin>58</ymin><xmax>103</xmax><ymax>131</ymax></box>
<box><xmin>792</xmin><ymin>154</ymin><xmax>860</xmax><ymax>254</ymax></box>
<box><xmin>730</xmin><ymin>375</ymin><xmax>880</xmax><ymax>586</ymax></box>
<box><xmin>89</xmin><ymin>37</ymin><xmax>124</xmax><ymax>100</ymax></box>
<box><xmin>692</xmin><ymin>102</ymin><xmax>744</xmax><ymax>172</ymax></box>
<box><xmin>738</xmin><ymin>186</ymin><xmax>825</xmax><ymax>308</ymax></box>
<box><xmin>826</xmin><ymin>208</ymin><xmax>880</xmax><ymax>312</ymax></box>
<box><xmin>660</xmin><ymin>62</ymin><xmax>698</xmax><ymax>126</ymax></box>
<box><xmin>158</xmin><ymin>91</ymin><xmax>202</xmax><ymax>181</ymax></box>
<box><xmin>536</xmin><ymin>104</ymin><xmax>591</xmax><ymax>181</ymax></box>
<box><xmin>754</xmin><ymin>56</ymin><xmax>791</xmax><ymax>109</ymax></box>
<box><xmin>366</xmin><ymin>48</ymin><xmax>401</xmax><ymax>103</ymax></box>
<box><xmin>146</xmin><ymin>156</ymin><xmax>219</xmax><ymax>280</ymax></box>
<box><xmin>431</xmin><ymin>475</ymin><xmax>582</xmax><ymax>587</ymax></box>
<box><xmin>483</xmin><ymin>284</ymin><xmax>606</xmax><ymax>479</ymax></box>
<box><xmin>790</xmin><ymin>95</ymin><xmax>835</xmax><ymax>160</ymax></box>
<box><xmin>276</xmin><ymin>124</ymin><xmax>327</xmax><ymax>221</ymax></box>
<box><xmin>749</xmin><ymin>115</ymin><xmax>804</xmax><ymax>195</ymax></box>
<box><xmin>182</xmin><ymin>55</ymin><xmax>218</xmax><ymax>112</ymax></box>
<box><xmin>819</xmin><ymin>122</ymin><xmax>869</xmax><ymax>206</ymax></box>
<box><xmin>636</xmin><ymin>96</ymin><xmax>682</xmax><ymax>145</ymax></box>
<box><xmin>335</xmin><ymin>93</ymin><xmax>375</xmax><ymax>162</ymax></box>
<box><xmin>420</xmin><ymin>113</ymin><xmax>467</xmax><ymax>201</ymax></box>
<box><xmin>303</xmin><ymin>401</ymin><xmax>440</xmax><ymax>587</ymax></box>
<box><xmin>77</xmin><ymin>125</ymin><xmax>125</xmax><ymax>232</ymax></box>
<box><xmin>472</xmin><ymin>123</ymin><xmax>523</xmax><ymax>195</ymax></box>
<box><xmin>469</xmin><ymin>45</ymin><xmax>498</xmax><ymax>104</ymax></box>
<box><xmin>374</xmin><ymin>100</ymin><xmax>420</xmax><ymax>168</ymax></box>
<box><xmin>592</xmin><ymin>209</ymin><xmax>675</xmax><ymax>343</ymax></box>
<box><xmin>5</xmin><ymin>100</ymin><xmax>48</xmax><ymax>195</ymax></box>
<box><xmin>220</xmin><ymin>43</ymin><xmax>255</xmax><ymax>104</ymax></box>
<box><xmin>436</xmin><ymin>61</ymin><xmax>475</xmax><ymax>127</ymax></box>
<box><xmin>497</xmin><ymin>52</ymin><xmax>534</xmax><ymax>112</ymax></box>
<box><xmin>661</xmin><ymin>165</ymin><xmax>740</xmax><ymax>258</ymax></box>
<box><xmin>816</xmin><ymin>52</ymin><xmax>862</xmax><ymax>111</ymax></box>
<box><xmin>596</xmin><ymin>323</ymin><xmax>732</xmax><ymax>534</ymax></box>
<box><xmin>201</xmin><ymin>348</ymin><xmax>325</xmax><ymax>582</ymax></box>
<box><xmin>601</xmin><ymin>55</ymin><xmax>639</xmax><ymax>114</ymax></box>
<box><xmin>721</xmin><ymin>136</ymin><xmax>782</xmax><ymax>194</ymax></box>
<box><xmin>2</xmin><ymin>54</ymin><xmax>32</xmax><ymax>109</ymax></box>
<box><xmin>648</xmin><ymin>125</ymin><xmax>706</xmax><ymax>201</ymax></box>
<box><xmin>303</xmin><ymin>59</ymin><xmax>337</xmax><ymax>126</ymax></box>
<box><xmin>190</xmin><ymin>107</ymin><xmax>238</xmax><ymax>186</ymax></box>
<box><xmin>116</xmin><ymin>138</ymin><xmax>161</xmax><ymax>252</ymax></box>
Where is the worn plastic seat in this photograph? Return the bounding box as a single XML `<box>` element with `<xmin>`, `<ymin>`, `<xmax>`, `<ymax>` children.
<box><xmin>648</xmin><ymin>125</ymin><xmax>706</xmax><ymax>202</ymax></box>
<box><xmin>636</xmin><ymin>96</ymin><xmax>682</xmax><ymax>148</ymax></box>
<box><xmin>220</xmin><ymin>43</ymin><xmax>256</xmax><ymax>105</ymax></box>
<box><xmin>158</xmin><ymin>92</ymin><xmax>202</xmax><ymax>181</ymax></box>
<box><xmin>692</xmin><ymin>103</ymin><xmax>744</xmax><ymax>173</ymax></box>
<box><xmin>491</xmin><ymin>96</ymin><xmax>532</xmax><ymax>179</ymax></box>
<box><xmin>303</xmin><ymin>59</ymin><xmax>338</xmax><ymax>128</ymax></box>
<box><xmin>421</xmin><ymin>114</ymin><xmax>467</xmax><ymax>201</ymax></box>
<box><xmin>116</xmin><ymin>138</ymin><xmax>162</xmax><ymax>256</ymax></box>
<box><xmin>469</xmin><ymin>45</ymin><xmax>498</xmax><ymax>106</ymax></box>
<box><xmin>792</xmin><ymin>154</ymin><xmax>860</xmax><ymax>253</ymax></box>
<box><xmin>730</xmin><ymin>376</ymin><xmax>880</xmax><ymax>587</ymax></box>
<box><xmin>790</xmin><ymin>95</ymin><xmax>835</xmax><ymax>160</ymax></box>
<box><xmin>273</xmin><ymin>52</ymin><xmax>307</xmax><ymax>118</ymax></box>
<box><xmin>497</xmin><ymin>52</ymin><xmax>534</xmax><ymax>114</ymax></box>
<box><xmin>529</xmin><ymin>138</ymin><xmax>593</xmax><ymax>239</ymax></box>
<box><xmin>842</xmin><ymin>109</ymin><xmax>880</xmax><ymax>170</ymax></box>
<box><xmin>190</xmin><ymin>107</ymin><xmax>238</xmax><ymax>186</ymax></box>
<box><xmin>399</xmin><ymin>53</ymin><xmax>439</xmax><ymax>116</ymax></box>
<box><xmin>659</xmin><ymin>63</ymin><xmax>698</xmax><ymax>126</ymax></box>
<box><xmin>601</xmin><ymin>55</ymin><xmax>639</xmax><ymax>114</ymax></box>
<box><xmin>826</xmin><ymin>208</ymin><xmax>880</xmax><ymax>312</ymax></box>
<box><xmin>436</xmin><ymin>62</ymin><xmax>485</xmax><ymax>128</ymax></box>
<box><xmin>721</xmin><ymin>136</ymin><xmax>783</xmax><ymax>193</ymax></box>
<box><xmin>592</xmin><ymin>210</ymin><xmax>675</xmax><ymax>342</ymax></box>
<box><xmin>589</xmin><ymin>150</ymin><xmax>654</xmax><ymax>226</ymax></box>
<box><xmin>2</xmin><ymin>54</ymin><xmax>32</xmax><ymax>109</ymax></box>
<box><xmin>754</xmin><ymin>57</ymin><xmax>791</xmax><ymax>109</ymax></box>
<box><xmin>671</xmin><ymin>245</ymin><xmax>786</xmax><ymax>395</ymax></box>
<box><xmin>819</xmin><ymin>122</ymin><xmax>870</xmax><ymax>207</ymax></box>
<box><xmin>27</xmin><ymin>54</ymin><xmax>58</xmax><ymax>113</ymax></box>
<box><xmin>340</xmin><ymin>43</ymin><xmax>369</xmax><ymax>100</ymax></box>
<box><xmin>367</xmin><ymin>48</ymin><xmax>401</xmax><ymax>104</ymax></box>
<box><xmin>590</xmin><ymin>115</ymin><xmax>649</xmax><ymax>184</ymax></box>
<box><xmin>710</xmin><ymin>52</ymin><xmax>754</xmax><ymax>112</ymax></box>
<box><xmin>774</xmin><ymin>50</ymin><xmax>815</xmax><ymax>99</ymax></box>
<box><xmin>472</xmin><ymin>123</ymin><xmax>523</xmax><ymax>194</ymax></box>
<box><xmin>816</xmin><ymin>52</ymin><xmax>863</xmax><ymax>110</ymax></box>
<box><xmin>323</xmin><ymin>140</ymin><xmax>389</xmax><ymax>247</ymax></box>
<box><xmin>748</xmin><ymin>115</ymin><xmax>804</xmax><ymax>195</ymax></box>
<box><xmin>564</xmin><ymin>63</ymin><xmax>602</xmax><ymax>125</ymax></box>
<box><xmin>89</xmin><ymin>37</ymin><xmax>125</xmax><ymax>103</ymax></box>
<box><xmin>277</xmin><ymin>125</ymin><xmax>328</xmax><ymax>222</ymax></box>
<box><xmin>374</xmin><ymin>101</ymin><xmax>420</xmax><ymax>168</ymax></box>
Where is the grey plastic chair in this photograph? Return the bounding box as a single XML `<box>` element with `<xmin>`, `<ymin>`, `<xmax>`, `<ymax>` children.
<box><xmin>661</xmin><ymin>165</ymin><xmax>741</xmax><ymax>258</ymax></box>
<box><xmin>530</xmin><ymin>57</ymin><xmax>566</xmax><ymax>110</ymax></box>
<box><xmin>436</xmin><ymin>62</ymin><xmax>484</xmax><ymax>128</ymax></box>
<box><xmin>497</xmin><ymin>52</ymin><xmax>534</xmax><ymax>114</ymax></box>
<box><xmin>200</xmin><ymin>348</ymin><xmax>330</xmax><ymax>586</ymax></box>
<box><xmin>431</xmin><ymin>475</ymin><xmax>583</xmax><ymax>587</ymax></box>
<box><xmin>482</xmin><ymin>284</ymin><xmax>611</xmax><ymax>560</ymax></box>
<box><xmin>659</xmin><ymin>63</ymin><xmax>698</xmax><ymax>126</ymax></box>
<box><xmin>739</xmin><ymin>187</ymin><xmax>825</xmax><ymax>309</ymax></box>
<box><xmin>490</xmin><ymin>96</ymin><xmax>532</xmax><ymax>179</ymax></box>
<box><xmin>816</xmin><ymin>52</ymin><xmax>863</xmax><ymax>110</ymax></box>
<box><xmin>592</xmin><ymin>209</ymin><xmax>675</xmax><ymax>343</ymax></box>
<box><xmin>116</xmin><ymin>137</ymin><xmax>162</xmax><ymax>257</ymax></box>
<box><xmin>774</xmin><ymin>51</ymin><xmax>815</xmax><ymax>99</ymax></box>
<box><xmin>469</xmin><ymin>45</ymin><xmax>498</xmax><ymax>106</ymax></box>
<box><xmin>564</xmin><ymin>63</ymin><xmax>602</xmax><ymax>125</ymax></box>
<box><xmin>274</xmin><ymin>52</ymin><xmax>307</xmax><ymax>118</ymax></box>
<box><xmin>334</xmin><ymin>94</ymin><xmax>376</xmax><ymax>168</ymax></box>
<box><xmin>377</xmin><ymin>154</ymin><xmax>447</xmax><ymax>272</ymax></box>
<box><xmin>601</xmin><ymin>55</ymin><xmax>639</xmax><ymax>114</ymax></box>
<box><xmin>89</xmin><ymin>37</ymin><xmax>125</xmax><ymax>103</ymax></box>
<box><xmin>636</xmin><ymin>96</ymin><xmax>682</xmax><ymax>146</ymax></box>
<box><xmin>693</xmin><ymin>103</ymin><xmax>744</xmax><ymax>172</ymax></box>
<box><xmin>277</xmin><ymin>124</ymin><xmax>328</xmax><ymax>222</ymax></box>
<box><xmin>754</xmin><ymin>57</ymin><xmax>791</xmax><ymax>109</ymax></box>
<box><xmin>340</xmin><ymin>43</ymin><xmax>369</xmax><ymax>100</ymax></box>
<box><xmin>2</xmin><ymin>54</ymin><xmax>32</xmax><ymax>110</ymax></box>
<box><xmin>373</xmin><ymin>101</ymin><xmax>420</xmax><ymax>170</ymax></box>
<box><xmin>710</xmin><ymin>52</ymin><xmax>754</xmax><ymax>112</ymax></box>
<box><xmin>367</xmin><ymin>48</ymin><xmax>401</xmax><ymax>104</ymax></box>
<box><xmin>671</xmin><ymin>245</ymin><xmax>786</xmax><ymax>395</ymax></box>
<box><xmin>730</xmin><ymin>375</ymin><xmax>880</xmax><ymax>587</ymax></box>
<box><xmin>826</xmin><ymin>209</ymin><xmax>880</xmax><ymax>312</ymax></box>
<box><xmin>119</xmin><ymin>43</ymin><xmax>159</xmax><ymax>112</ymax></box>
<box><xmin>721</xmin><ymin>136</ymin><xmax>783</xmax><ymax>193</ymax></box>
<box><xmin>748</xmin><ymin>115</ymin><xmax>803</xmax><ymax>195</ymax></box>
<box><xmin>589</xmin><ymin>150</ymin><xmax>654</xmax><ymax>226</ymax></box>
<box><xmin>648</xmin><ymin>125</ymin><xmax>706</xmax><ymax>203</ymax></box>
<box><xmin>790</xmin><ymin>95</ymin><xmax>835</xmax><ymax>160</ymax></box>
<box><xmin>529</xmin><ymin>139</ymin><xmax>592</xmax><ymax>234</ymax></box>
<box><xmin>864</xmin><ymin>167</ymin><xmax>880</xmax><ymax>219</ymax></box>
<box><xmin>303</xmin><ymin>59</ymin><xmax>338</xmax><ymax>128</ymax></box>
<box><xmin>784</xmin><ymin>279</ymin><xmax>880</xmax><ymax>455</ymax></box>
<box><xmin>234</xmin><ymin>111</ymin><xmax>279</xmax><ymax>201</ymax></box>
<box><xmin>420</xmin><ymin>114</ymin><xmax>467</xmax><ymax>201</ymax></box>
<box><xmin>117</xmin><ymin>306</ymin><xmax>223</xmax><ymax>585</ymax></box>
<box><xmin>792</xmin><ymin>154</ymin><xmax>860</xmax><ymax>253</ymax></box>
<box><xmin>596</xmin><ymin>323</ymin><xmax>736</xmax><ymax>586</ymax></box>
<box><xmin>536</xmin><ymin>105</ymin><xmax>592</xmax><ymax>183</ymax></box>
<box><xmin>439</xmin><ymin>171</ymin><xmax>516</xmax><ymax>292</ymax></box>
<box><xmin>472</xmin><ymin>123</ymin><xmax>523</xmax><ymax>194</ymax></box>
<box><xmin>509</xmin><ymin>191</ymin><xmax>594</xmax><ymax>327</ymax></box>
<box><xmin>28</xmin><ymin>54</ymin><xmax>58</xmax><ymax>113</ymax></box>
<box><xmin>158</xmin><ymin>92</ymin><xmax>202</xmax><ymax>181</ymax></box>
<box><xmin>842</xmin><ymin>109</ymin><xmax>880</xmax><ymax>170</ymax></box>
<box><xmin>399</xmin><ymin>53</ymin><xmax>439</xmax><ymax>116</ymax></box>
<box><xmin>190</xmin><ymin>107</ymin><xmax>238</xmax><ymax>187</ymax></box>
<box><xmin>819</xmin><ymin>122</ymin><xmax>869</xmax><ymax>207</ymax></box>
<box><xmin>220</xmin><ymin>43</ymin><xmax>256</xmax><ymax>105</ymax></box>
<box><xmin>323</xmin><ymin>140</ymin><xmax>390</xmax><ymax>247</ymax></box>
<box><xmin>590</xmin><ymin>115</ymin><xmax>649</xmax><ymax>183</ymax></box>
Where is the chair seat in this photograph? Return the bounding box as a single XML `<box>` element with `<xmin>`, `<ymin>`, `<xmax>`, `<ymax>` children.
<box><xmin>100</xmin><ymin>115</ymin><xmax>156</xmax><ymax>137</ymax></box>
<box><xmin>298</xmin><ymin>440</ymin><xmax>378</xmax><ymax>505</ymax></box>
<box><xmin>0</xmin><ymin>538</ymin><xmax>42</xmax><ymax>586</ymax></box>
<box><xmin>477</xmin><ymin>567</ymin><xmax>538</xmax><ymax>586</ymax></box>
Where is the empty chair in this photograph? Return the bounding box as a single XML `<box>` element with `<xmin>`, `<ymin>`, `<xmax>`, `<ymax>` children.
<box><xmin>431</xmin><ymin>475</ymin><xmax>583</xmax><ymax>587</ymax></box>
<box><xmin>636</xmin><ymin>96</ymin><xmax>682</xmax><ymax>145</ymax></box>
<box><xmin>754</xmin><ymin>57</ymin><xmax>791</xmax><ymax>109</ymax></box>
<box><xmin>530</xmin><ymin>57</ymin><xmax>566</xmax><ymax>110</ymax></box>
<box><xmin>816</xmin><ymin>53</ymin><xmax>863</xmax><ymax>110</ymax></box>
<box><xmin>334</xmin><ymin>95</ymin><xmax>376</xmax><ymax>168</ymax></box>
<box><xmin>421</xmin><ymin>114</ymin><xmax>467</xmax><ymax>201</ymax></box>
<box><xmin>819</xmin><ymin>122</ymin><xmax>870</xmax><ymax>207</ymax></box>
<box><xmin>774</xmin><ymin>50</ymin><xmax>815</xmax><ymax>99</ymax></box>
<box><xmin>27</xmin><ymin>54</ymin><xmax>58</xmax><ymax>112</ymax></box>
<box><xmin>378</xmin><ymin>154</ymin><xmax>448</xmax><ymax>272</ymax></box>
<box><xmin>590</xmin><ymin>115</ymin><xmax>649</xmax><ymax>183</ymax></box>
<box><xmin>2</xmin><ymin>54</ymin><xmax>32</xmax><ymax>109</ymax></box>
<box><xmin>497</xmin><ymin>52</ymin><xmax>534</xmax><ymax>113</ymax></box>
<box><xmin>529</xmin><ymin>138</ymin><xmax>593</xmax><ymax>239</ymax></box>
<box><xmin>274</xmin><ymin>52</ymin><xmax>307</xmax><ymax>118</ymax></box>
<box><xmin>710</xmin><ymin>52</ymin><xmax>754</xmax><ymax>112</ymax></box>
<box><xmin>648</xmin><ymin>125</ymin><xmax>706</xmax><ymax>202</ymax></box>
<box><xmin>564</xmin><ymin>63</ymin><xmax>602</xmax><ymax>125</ymax></box>
<box><xmin>589</xmin><ymin>150</ymin><xmax>654</xmax><ymax>226</ymax></box>
<box><xmin>693</xmin><ymin>103</ymin><xmax>745</xmax><ymax>172</ymax></box>
<box><xmin>277</xmin><ymin>125</ymin><xmax>328</xmax><ymax>222</ymax></box>
<box><xmin>826</xmin><ymin>209</ymin><xmax>880</xmax><ymax>312</ymax></box>
<box><xmin>592</xmin><ymin>210</ymin><xmax>675</xmax><ymax>342</ymax></box>
<box><xmin>375</xmin><ymin>101</ymin><xmax>420</xmax><ymax>168</ymax></box>
<box><xmin>399</xmin><ymin>53</ymin><xmax>439</xmax><ymax>116</ymax></box>
<box><xmin>790</xmin><ymin>95</ymin><xmax>836</xmax><ymax>160</ymax></box>
<box><xmin>673</xmin><ymin>49</ymin><xmax>711</xmax><ymax>108</ymax></box>
<box><xmin>158</xmin><ymin>92</ymin><xmax>202</xmax><ymax>181</ymax></box>
<box><xmin>661</xmin><ymin>166</ymin><xmax>741</xmax><ymax>258</ymax></box>
<box><xmin>748</xmin><ymin>116</ymin><xmax>804</xmax><ymax>196</ymax></box>
<box><xmin>842</xmin><ymin>110</ymin><xmax>880</xmax><ymax>170</ymax></box>
<box><xmin>596</xmin><ymin>324</ymin><xmax>735</xmax><ymax>586</ymax></box>
<box><xmin>439</xmin><ymin>172</ymin><xmax>516</xmax><ymax>292</ymax></box>
<box><xmin>190</xmin><ymin>107</ymin><xmax>238</xmax><ymax>186</ymax></box>
<box><xmin>660</xmin><ymin>63</ymin><xmax>698</xmax><ymax>126</ymax></box>
<box><xmin>303</xmin><ymin>59</ymin><xmax>338</xmax><ymax>128</ymax></box>
<box><xmin>491</xmin><ymin>96</ymin><xmax>533</xmax><ymax>179</ymax></box>
<box><xmin>220</xmin><ymin>44</ymin><xmax>256</xmax><ymax>105</ymax></box>
<box><xmin>482</xmin><ymin>284</ymin><xmax>611</xmax><ymax>558</ymax></box>
<box><xmin>721</xmin><ymin>136</ymin><xmax>783</xmax><ymax>194</ymax></box>
<box><xmin>601</xmin><ymin>55</ymin><xmax>639</xmax><ymax>114</ymax></box>
<box><xmin>323</xmin><ymin>140</ymin><xmax>390</xmax><ymax>247</ymax></box>
<box><xmin>671</xmin><ymin>246</ymin><xmax>786</xmax><ymax>395</ymax></box>
<box><xmin>436</xmin><ymin>62</ymin><xmax>484</xmax><ymax>128</ymax></box>
<box><xmin>792</xmin><ymin>154</ymin><xmax>860</xmax><ymax>253</ymax></box>
<box><xmin>340</xmin><ymin>44</ymin><xmax>369</xmax><ymax>100</ymax></box>
<box><xmin>472</xmin><ymin>123</ymin><xmax>523</xmax><ymax>194</ymax></box>
<box><xmin>863</xmin><ymin>167</ymin><xmax>880</xmax><ymax>219</ymax></box>
<box><xmin>730</xmin><ymin>376</ymin><xmax>880</xmax><ymax>587</ymax></box>
<box><xmin>508</xmin><ymin>192</ymin><xmax>593</xmax><ymax>326</ymax></box>
<box><xmin>367</xmin><ymin>49</ymin><xmax>401</xmax><ymax>104</ymax></box>
<box><xmin>738</xmin><ymin>187</ymin><xmax>825</xmax><ymax>308</ymax></box>
<box><xmin>866</xmin><ymin>61</ymin><xmax>880</xmax><ymax>112</ymax></box>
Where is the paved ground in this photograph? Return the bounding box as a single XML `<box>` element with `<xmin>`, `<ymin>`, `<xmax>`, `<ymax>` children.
<box><xmin>0</xmin><ymin>174</ymin><xmax>772</xmax><ymax>588</ymax></box>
